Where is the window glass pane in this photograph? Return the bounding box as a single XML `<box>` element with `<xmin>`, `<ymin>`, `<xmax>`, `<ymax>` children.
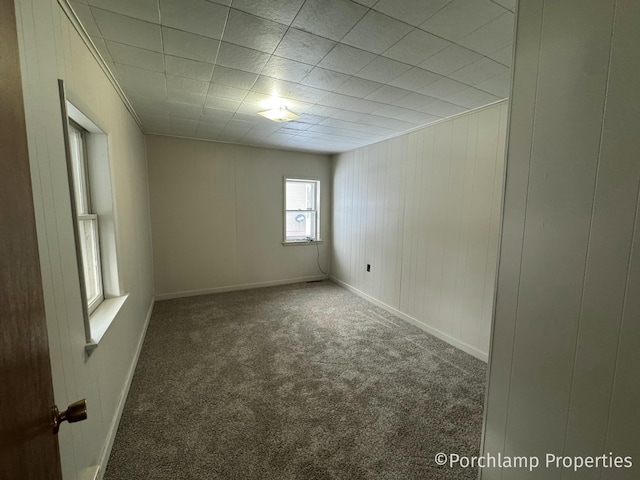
<box><xmin>286</xmin><ymin>211</ymin><xmax>316</xmax><ymax>240</ymax></box>
<box><xmin>68</xmin><ymin>125</ymin><xmax>89</xmax><ymax>214</ymax></box>
<box><xmin>78</xmin><ymin>217</ymin><xmax>102</xmax><ymax>308</ymax></box>
<box><xmin>286</xmin><ymin>181</ymin><xmax>315</xmax><ymax>210</ymax></box>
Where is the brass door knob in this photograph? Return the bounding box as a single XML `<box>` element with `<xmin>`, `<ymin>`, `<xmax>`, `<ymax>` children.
<box><xmin>52</xmin><ymin>399</ymin><xmax>87</xmax><ymax>434</ymax></box>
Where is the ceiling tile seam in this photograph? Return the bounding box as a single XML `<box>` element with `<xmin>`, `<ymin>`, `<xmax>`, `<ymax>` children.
<box><xmin>157</xmin><ymin>0</ymin><xmax>168</xmax><ymax>107</ymax></box>
<box><xmin>450</xmin><ymin>12</ymin><xmax>515</xmax><ymax>57</ymax></box>
<box><xmin>202</xmin><ymin>7</ymin><xmax>236</xmax><ymax>132</ymax></box>
<box><xmin>487</xmin><ymin>0</ymin><xmax>515</xmax><ymax>13</ymax></box>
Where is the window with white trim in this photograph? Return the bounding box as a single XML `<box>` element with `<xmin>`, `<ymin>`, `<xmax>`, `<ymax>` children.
<box><xmin>68</xmin><ymin>121</ymin><xmax>104</xmax><ymax>314</ymax></box>
<box><xmin>284</xmin><ymin>178</ymin><xmax>321</xmax><ymax>243</ymax></box>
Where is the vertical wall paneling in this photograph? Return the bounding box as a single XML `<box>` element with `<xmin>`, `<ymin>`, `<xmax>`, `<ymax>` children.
<box><xmin>146</xmin><ymin>136</ymin><xmax>332</xmax><ymax>298</ymax></box>
<box><xmin>15</xmin><ymin>1</ymin><xmax>155</xmax><ymax>478</ymax></box>
<box><xmin>482</xmin><ymin>0</ymin><xmax>640</xmax><ymax>478</ymax></box>
<box><xmin>332</xmin><ymin>102</ymin><xmax>508</xmax><ymax>360</ymax></box>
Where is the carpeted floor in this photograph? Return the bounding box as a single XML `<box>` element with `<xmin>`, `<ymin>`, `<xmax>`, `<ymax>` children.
<box><xmin>104</xmin><ymin>281</ymin><xmax>486</xmax><ymax>480</ymax></box>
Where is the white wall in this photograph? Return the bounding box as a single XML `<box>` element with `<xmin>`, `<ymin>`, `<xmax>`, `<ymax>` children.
<box><xmin>482</xmin><ymin>0</ymin><xmax>640</xmax><ymax>478</ymax></box>
<box><xmin>146</xmin><ymin>135</ymin><xmax>332</xmax><ymax>298</ymax></box>
<box><xmin>332</xmin><ymin>102</ymin><xmax>508</xmax><ymax>360</ymax></box>
<box><xmin>15</xmin><ymin>1</ymin><xmax>154</xmax><ymax>478</ymax></box>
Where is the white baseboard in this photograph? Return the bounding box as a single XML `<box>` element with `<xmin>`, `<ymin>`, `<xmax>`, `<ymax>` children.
<box><xmin>155</xmin><ymin>275</ymin><xmax>330</xmax><ymax>301</ymax></box>
<box><xmin>98</xmin><ymin>298</ymin><xmax>155</xmax><ymax>476</ymax></box>
<box><xmin>330</xmin><ymin>277</ymin><xmax>488</xmax><ymax>363</ymax></box>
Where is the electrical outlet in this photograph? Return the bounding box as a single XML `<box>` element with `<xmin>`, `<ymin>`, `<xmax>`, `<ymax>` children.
<box><xmin>366</xmin><ymin>264</ymin><xmax>371</xmax><ymax>272</ymax></box>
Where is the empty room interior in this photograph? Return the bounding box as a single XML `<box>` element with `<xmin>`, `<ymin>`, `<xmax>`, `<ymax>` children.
<box><xmin>4</xmin><ymin>0</ymin><xmax>639</xmax><ymax>479</ymax></box>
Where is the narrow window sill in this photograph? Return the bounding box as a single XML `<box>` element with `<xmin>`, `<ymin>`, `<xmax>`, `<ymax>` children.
<box><xmin>282</xmin><ymin>240</ymin><xmax>324</xmax><ymax>246</ymax></box>
<box><xmin>85</xmin><ymin>294</ymin><xmax>128</xmax><ymax>353</ymax></box>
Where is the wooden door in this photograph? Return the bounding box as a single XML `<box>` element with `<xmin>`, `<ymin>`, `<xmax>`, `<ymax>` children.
<box><xmin>0</xmin><ymin>0</ymin><xmax>63</xmax><ymax>478</ymax></box>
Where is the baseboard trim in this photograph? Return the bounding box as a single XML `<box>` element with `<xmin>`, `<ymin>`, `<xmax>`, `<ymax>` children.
<box><xmin>155</xmin><ymin>275</ymin><xmax>330</xmax><ymax>301</ymax></box>
<box><xmin>330</xmin><ymin>277</ymin><xmax>488</xmax><ymax>363</ymax></box>
<box><xmin>98</xmin><ymin>297</ymin><xmax>155</xmax><ymax>476</ymax></box>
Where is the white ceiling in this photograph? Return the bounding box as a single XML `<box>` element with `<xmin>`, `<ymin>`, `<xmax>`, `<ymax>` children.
<box><xmin>70</xmin><ymin>0</ymin><xmax>514</xmax><ymax>154</ymax></box>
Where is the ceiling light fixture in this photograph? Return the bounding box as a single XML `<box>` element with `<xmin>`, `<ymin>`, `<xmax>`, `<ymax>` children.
<box><xmin>257</xmin><ymin>105</ymin><xmax>299</xmax><ymax>123</ymax></box>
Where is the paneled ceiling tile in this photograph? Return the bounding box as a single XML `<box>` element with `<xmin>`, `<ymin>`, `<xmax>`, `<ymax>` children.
<box><xmin>383</xmin><ymin>29</ymin><xmax>450</xmax><ymax>65</ymax></box>
<box><xmin>488</xmin><ymin>44</ymin><xmax>513</xmax><ymax>67</ymax></box>
<box><xmin>445</xmin><ymin>86</ymin><xmax>501</xmax><ymax>108</ymax></box>
<box><xmin>90</xmin><ymin>36</ymin><xmax>113</xmax><ymax>62</ymax></box>
<box><xmin>107</xmin><ymin>41</ymin><xmax>163</xmax><ymax>72</ymax></box>
<box><xmin>153</xmin><ymin>100</ymin><xmax>203</xmax><ymax>119</ymax></box>
<box><xmin>318</xmin><ymin>44</ymin><xmax>376</xmax><ymax>76</ymax></box>
<box><xmin>373</xmin><ymin>0</ymin><xmax>452</xmax><ymax>26</ymax></box>
<box><xmin>338</xmin><ymin>77</ymin><xmax>383</xmax><ymax>98</ymax></box>
<box><xmin>349</xmin><ymin>98</ymin><xmax>387</xmax><ymax>114</ymax></box>
<box><xmin>420</xmin><ymin>0</ymin><xmax>506</xmax><ymax>42</ymax></box>
<box><xmin>87</xmin><ymin>0</ymin><xmax>159</xmax><ymax>23</ymax></box>
<box><xmin>92</xmin><ymin>8</ymin><xmax>162</xmax><ymax>52</ymax></box>
<box><xmin>329</xmin><ymin>110</ymin><xmax>366</xmax><ymax>123</ymax></box>
<box><xmin>418</xmin><ymin>76</ymin><xmax>468</xmax><ymax>97</ymax></box>
<box><xmin>297</xmin><ymin>114</ymin><xmax>327</xmax><ymax>125</ymax></box>
<box><xmin>318</xmin><ymin>92</ymin><xmax>359</xmax><ymax>110</ymax></box>
<box><xmin>280</xmin><ymin>121</ymin><xmax>313</xmax><ymax>131</ymax></box>
<box><xmin>215</xmin><ymin>42</ymin><xmax>271</xmax><ymax>74</ymax></box>
<box><xmin>373</xmin><ymin>104</ymin><xmax>418</xmax><ymax>119</ymax></box>
<box><xmin>166</xmin><ymin>74</ymin><xmax>209</xmax><ymax>96</ymax></box>
<box><xmin>342</xmin><ymin>10</ymin><xmax>413</xmax><ymax>54</ymax></box>
<box><xmin>300</xmin><ymin>67</ymin><xmax>350</xmax><ymax>91</ymax></box>
<box><xmin>159</xmin><ymin>0</ymin><xmax>228</xmax><ymax>40</ymax></box>
<box><xmin>117</xmin><ymin>63</ymin><xmax>166</xmax><ymax>90</ymax></box>
<box><xmin>200</xmin><ymin>107</ymin><xmax>234</xmax><ymax>122</ymax></box>
<box><xmin>204</xmin><ymin>96</ymin><xmax>241</xmax><ymax>112</ymax></box>
<box><xmin>230</xmin><ymin>113</ymin><xmax>260</xmax><ymax>125</ymax></box>
<box><xmin>448</xmin><ymin>57</ymin><xmax>509</xmax><ymax>86</ymax></box>
<box><xmin>292</xmin><ymin>0</ymin><xmax>367</xmax><ymax>41</ymax></box>
<box><xmin>279</xmin><ymin>96</ymin><xmax>315</xmax><ymax>113</ymax></box>
<box><xmin>475</xmin><ymin>72</ymin><xmax>511</xmax><ymax>98</ymax></box>
<box><xmin>262</xmin><ymin>56</ymin><xmax>314</xmax><ymax>82</ymax></box>
<box><xmin>458</xmin><ymin>12</ymin><xmax>515</xmax><ymax>56</ymax></box>
<box><xmin>207</xmin><ymin>84</ymin><xmax>249</xmax><ymax>101</ymax></box>
<box><xmin>230</xmin><ymin>0</ymin><xmax>305</xmax><ymax>25</ymax></box>
<box><xmin>365</xmin><ymin>85</ymin><xmax>410</xmax><ymax>104</ymax></box>
<box><xmin>242</xmin><ymin>91</ymin><xmax>275</xmax><ymax>106</ymax></box>
<box><xmin>351</xmin><ymin>0</ymin><xmax>377</xmax><ymax>8</ymax></box>
<box><xmin>396</xmin><ymin>110</ymin><xmax>441</xmax><ymax>125</ymax></box>
<box><xmin>417</xmin><ymin>98</ymin><xmax>466</xmax><ymax>117</ymax></box>
<box><xmin>274</xmin><ymin>29</ymin><xmax>336</xmax><ymax>65</ymax></box>
<box><xmin>166</xmin><ymin>89</ymin><xmax>206</xmax><ymax>106</ymax></box>
<box><xmin>211</xmin><ymin>66</ymin><xmax>258</xmax><ymax>89</ymax></box>
<box><xmin>388</xmin><ymin>67</ymin><xmax>441</xmax><ymax>90</ymax></box>
<box><xmin>195</xmin><ymin>125</ymin><xmax>222</xmax><ymax>139</ymax></box>
<box><xmin>165</xmin><ymin>55</ymin><xmax>214</xmax><ymax>82</ymax></box>
<box><xmin>251</xmin><ymin>75</ymin><xmax>296</xmax><ymax>96</ymax></box>
<box><xmin>223</xmin><ymin>9</ymin><xmax>287</xmax><ymax>54</ymax></box>
<box><xmin>492</xmin><ymin>0</ymin><xmax>516</xmax><ymax>12</ymax></box>
<box><xmin>355</xmin><ymin>56</ymin><xmax>411</xmax><ymax>83</ymax></box>
<box><xmin>162</xmin><ymin>27</ymin><xmax>220</xmax><ymax>63</ymax></box>
<box><xmin>392</xmin><ymin>92</ymin><xmax>437</xmax><ymax>110</ymax></box>
<box><xmin>71</xmin><ymin>2</ymin><xmax>101</xmax><ymax>36</ymax></box>
<box><xmin>236</xmin><ymin>102</ymin><xmax>267</xmax><ymax>116</ymax></box>
<box><xmin>305</xmin><ymin>104</ymin><xmax>342</xmax><ymax>118</ymax></box>
<box><xmin>419</xmin><ymin>44</ymin><xmax>483</xmax><ymax>76</ymax></box>
<box><xmin>360</xmin><ymin>114</ymin><xmax>417</xmax><ymax>131</ymax></box>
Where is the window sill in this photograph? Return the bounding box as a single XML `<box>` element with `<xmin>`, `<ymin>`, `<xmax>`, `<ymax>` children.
<box><xmin>85</xmin><ymin>294</ymin><xmax>128</xmax><ymax>354</ymax></box>
<box><xmin>282</xmin><ymin>240</ymin><xmax>324</xmax><ymax>246</ymax></box>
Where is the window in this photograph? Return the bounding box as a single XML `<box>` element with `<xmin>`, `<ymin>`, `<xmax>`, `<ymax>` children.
<box><xmin>68</xmin><ymin>121</ymin><xmax>103</xmax><ymax>313</ymax></box>
<box><xmin>61</xmin><ymin>92</ymin><xmax>126</xmax><ymax>352</ymax></box>
<box><xmin>284</xmin><ymin>178</ymin><xmax>321</xmax><ymax>243</ymax></box>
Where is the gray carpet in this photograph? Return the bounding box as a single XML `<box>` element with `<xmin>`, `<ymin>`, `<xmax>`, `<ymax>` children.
<box><xmin>105</xmin><ymin>281</ymin><xmax>486</xmax><ymax>480</ymax></box>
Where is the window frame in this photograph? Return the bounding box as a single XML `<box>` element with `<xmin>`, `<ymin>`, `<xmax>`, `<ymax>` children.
<box><xmin>67</xmin><ymin>120</ymin><xmax>105</xmax><ymax>315</ymax></box>
<box><xmin>283</xmin><ymin>177</ymin><xmax>322</xmax><ymax>244</ymax></box>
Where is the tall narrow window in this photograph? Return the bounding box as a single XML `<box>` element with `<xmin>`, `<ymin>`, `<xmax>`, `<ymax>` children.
<box><xmin>68</xmin><ymin>121</ymin><xmax>103</xmax><ymax>313</ymax></box>
<box><xmin>284</xmin><ymin>178</ymin><xmax>321</xmax><ymax>243</ymax></box>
